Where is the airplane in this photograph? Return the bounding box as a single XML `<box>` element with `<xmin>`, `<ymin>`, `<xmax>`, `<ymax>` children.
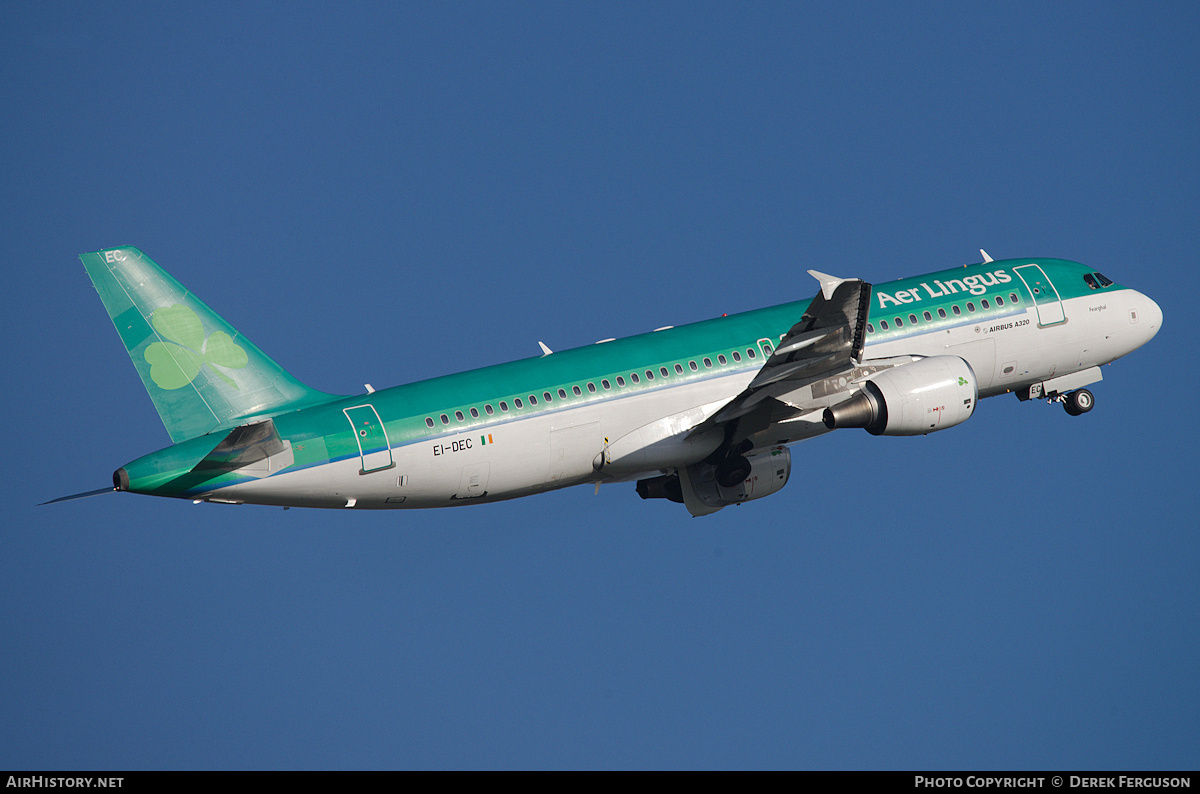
<box><xmin>46</xmin><ymin>246</ymin><xmax>1161</xmax><ymax>516</ymax></box>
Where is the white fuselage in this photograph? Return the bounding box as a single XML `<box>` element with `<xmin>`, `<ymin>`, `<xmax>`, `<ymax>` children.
<box><xmin>216</xmin><ymin>287</ymin><xmax>1160</xmax><ymax>509</ymax></box>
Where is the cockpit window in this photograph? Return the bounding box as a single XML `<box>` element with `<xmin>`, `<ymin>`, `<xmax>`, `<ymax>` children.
<box><xmin>1094</xmin><ymin>272</ymin><xmax>1114</xmax><ymax>287</ymax></box>
<box><xmin>1083</xmin><ymin>273</ymin><xmax>1098</xmax><ymax>289</ymax></box>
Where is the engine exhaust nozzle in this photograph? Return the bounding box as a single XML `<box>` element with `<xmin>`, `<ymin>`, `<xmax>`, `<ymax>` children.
<box><xmin>823</xmin><ymin>388</ymin><xmax>883</xmax><ymax>431</ymax></box>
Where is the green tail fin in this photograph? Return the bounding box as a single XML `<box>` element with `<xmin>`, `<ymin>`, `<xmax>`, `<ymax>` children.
<box><xmin>81</xmin><ymin>246</ymin><xmax>339</xmax><ymax>443</ymax></box>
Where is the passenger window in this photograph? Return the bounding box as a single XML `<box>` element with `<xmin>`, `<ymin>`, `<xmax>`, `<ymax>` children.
<box><xmin>746</xmin><ymin>348</ymin><xmax>756</xmax><ymax>359</ymax></box>
<box><xmin>732</xmin><ymin>351</ymin><xmax>741</xmax><ymax>362</ymax></box>
<box><xmin>894</xmin><ymin>317</ymin><xmax>903</xmax><ymax>327</ymax></box>
<box><xmin>1010</xmin><ymin>293</ymin><xmax>1019</xmax><ymax>302</ymax></box>
<box><xmin>440</xmin><ymin>414</ymin><xmax>449</xmax><ymax>425</ymax></box>
<box><xmin>572</xmin><ymin>385</ymin><xmax>581</xmax><ymax>396</ymax></box>
<box><xmin>514</xmin><ymin>398</ymin><xmax>523</xmax><ymax>408</ymax></box>
<box><xmin>645</xmin><ymin>370</ymin><xmax>654</xmax><ymax>380</ymax></box>
<box><xmin>631</xmin><ymin>373</ymin><xmax>640</xmax><ymax>383</ymax></box>
<box><xmin>544</xmin><ymin>392</ymin><xmax>553</xmax><ymax>402</ymax></box>
<box><xmin>981</xmin><ymin>299</ymin><xmax>990</xmax><ymax>309</ymax></box>
<box><xmin>425</xmin><ymin>417</ymin><xmax>435</xmax><ymax>428</ymax></box>
<box><xmin>909</xmin><ymin>314</ymin><xmax>917</xmax><ymax>324</ymax></box>
<box><xmin>938</xmin><ymin>308</ymin><xmax>946</xmax><ymax>318</ymax></box>
<box><xmin>455</xmin><ymin>410</ymin><xmax>464</xmax><ymax>422</ymax></box>
<box><xmin>867</xmin><ymin>323</ymin><xmax>875</xmax><ymax>333</ymax></box>
<box><xmin>617</xmin><ymin>376</ymin><xmax>626</xmax><ymax>386</ymax></box>
<box><xmin>556</xmin><ymin>389</ymin><xmax>565</xmax><ymax>399</ymax></box>
<box><xmin>880</xmin><ymin>320</ymin><xmax>889</xmax><ymax>330</ymax></box>
<box><xmin>967</xmin><ymin>302</ymin><xmax>976</xmax><ymax>312</ymax></box>
<box><xmin>762</xmin><ymin>342</ymin><xmax>773</xmax><ymax>355</ymax></box>
<box><xmin>587</xmin><ymin>382</ymin><xmax>596</xmax><ymax>393</ymax></box>
<box><xmin>995</xmin><ymin>296</ymin><xmax>1004</xmax><ymax>306</ymax></box>
<box><xmin>718</xmin><ymin>354</ymin><xmax>727</xmax><ymax>365</ymax></box>
<box><xmin>601</xmin><ymin>379</ymin><xmax>610</xmax><ymax>389</ymax></box>
<box><xmin>952</xmin><ymin>305</ymin><xmax>961</xmax><ymax>315</ymax></box>
<box><xmin>470</xmin><ymin>407</ymin><xmax>479</xmax><ymax>418</ymax></box>
<box><xmin>689</xmin><ymin>361</ymin><xmax>698</xmax><ymax>371</ymax></box>
<box><xmin>529</xmin><ymin>394</ymin><xmax>538</xmax><ymax>405</ymax></box>
<box><xmin>703</xmin><ymin>358</ymin><xmax>712</xmax><ymax>368</ymax></box>
<box><xmin>923</xmin><ymin>311</ymin><xmax>932</xmax><ymax>321</ymax></box>
<box><xmin>485</xmin><ymin>404</ymin><xmax>494</xmax><ymax>415</ymax></box>
<box><xmin>500</xmin><ymin>402</ymin><xmax>509</xmax><ymax>412</ymax></box>
<box><xmin>660</xmin><ymin>367</ymin><xmax>669</xmax><ymax>377</ymax></box>
<box><xmin>675</xmin><ymin>363</ymin><xmax>684</xmax><ymax>374</ymax></box>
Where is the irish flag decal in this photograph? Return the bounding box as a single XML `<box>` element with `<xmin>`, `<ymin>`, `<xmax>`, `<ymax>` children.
<box><xmin>481</xmin><ymin>434</ymin><xmax>494</xmax><ymax>445</ymax></box>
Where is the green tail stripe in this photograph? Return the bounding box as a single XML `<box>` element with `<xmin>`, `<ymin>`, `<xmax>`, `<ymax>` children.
<box><xmin>81</xmin><ymin>246</ymin><xmax>339</xmax><ymax>443</ymax></box>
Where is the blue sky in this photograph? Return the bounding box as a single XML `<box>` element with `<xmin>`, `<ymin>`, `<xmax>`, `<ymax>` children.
<box><xmin>3</xmin><ymin>1</ymin><xmax>1197</xmax><ymax>769</ymax></box>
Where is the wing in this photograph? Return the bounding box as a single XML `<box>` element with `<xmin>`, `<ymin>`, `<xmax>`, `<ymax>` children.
<box><xmin>692</xmin><ymin>270</ymin><xmax>872</xmax><ymax>438</ymax></box>
<box><xmin>614</xmin><ymin>270</ymin><xmax>875</xmax><ymax>516</ymax></box>
<box><xmin>634</xmin><ymin>271</ymin><xmax>872</xmax><ymax>516</ymax></box>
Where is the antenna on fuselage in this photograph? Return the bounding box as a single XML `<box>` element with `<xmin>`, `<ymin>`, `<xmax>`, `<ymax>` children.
<box><xmin>980</xmin><ymin>249</ymin><xmax>994</xmax><ymax>263</ymax></box>
<box><xmin>538</xmin><ymin>341</ymin><xmax>553</xmax><ymax>356</ymax></box>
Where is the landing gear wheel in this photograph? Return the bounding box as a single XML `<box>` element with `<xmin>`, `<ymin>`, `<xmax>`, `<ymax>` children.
<box><xmin>1064</xmin><ymin>389</ymin><xmax>1094</xmax><ymax>416</ymax></box>
<box><xmin>716</xmin><ymin>455</ymin><xmax>752</xmax><ymax>488</ymax></box>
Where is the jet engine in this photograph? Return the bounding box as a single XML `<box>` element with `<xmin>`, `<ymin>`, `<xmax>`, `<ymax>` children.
<box><xmin>822</xmin><ymin>355</ymin><xmax>977</xmax><ymax>436</ymax></box>
<box><xmin>637</xmin><ymin>447</ymin><xmax>792</xmax><ymax>515</ymax></box>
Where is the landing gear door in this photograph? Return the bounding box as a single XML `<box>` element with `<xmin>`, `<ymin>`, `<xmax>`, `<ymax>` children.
<box><xmin>343</xmin><ymin>404</ymin><xmax>394</xmax><ymax>474</ymax></box>
<box><xmin>1014</xmin><ymin>264</ymin><xmax>1066</xmax><ymax>327</ymax></box>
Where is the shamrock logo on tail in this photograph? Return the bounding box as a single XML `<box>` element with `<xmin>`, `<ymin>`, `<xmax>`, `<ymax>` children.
<box><xmin>144</xmin><ymin>304</ymin><xmax>249</xmax><ymax>390</ymax></box>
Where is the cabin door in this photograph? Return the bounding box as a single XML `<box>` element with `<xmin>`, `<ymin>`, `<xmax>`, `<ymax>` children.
<box><xmin>343</xmin><ymin>404</ymin><xmax>394</xmax><ymax>474</ymax></box>
<box><xmin>1014</xmin><ymin>264</ymin><xmax>1066</xmax><ymax>327</ymax></box>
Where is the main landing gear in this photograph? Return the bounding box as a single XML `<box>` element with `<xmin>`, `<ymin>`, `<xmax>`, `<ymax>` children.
<box><xmin>1059</xmin><ymin>388</ymin><xmax>1094</xmax><ymax>416</ymax></box>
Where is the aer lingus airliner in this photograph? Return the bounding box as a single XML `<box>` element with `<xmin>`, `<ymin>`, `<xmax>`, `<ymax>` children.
<box><xmin>49</xmin><ymin>246</ymin><xmax>1161</xmax><ymax>516</ymax></box>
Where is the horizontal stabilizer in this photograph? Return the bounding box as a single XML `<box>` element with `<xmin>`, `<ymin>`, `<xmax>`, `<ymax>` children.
<box><xmin>193</xmin><ymin>418</ymin><xmax>289</xmax><ymax>473</ymax></box>
<box><xmin>39</xmin><ymin>486</ymin><xmax>118</xmax><ymax>506</ymax></box>
<box><xmin>112</xmin><ymin>418</ymin><xmax>295</xmax><ymax>498</ymax></box>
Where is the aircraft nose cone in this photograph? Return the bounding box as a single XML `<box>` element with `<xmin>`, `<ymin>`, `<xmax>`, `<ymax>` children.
<box><xmin>1143</xmin><ymin>294</ymin><xmax>1163</xmax><ymax>338</ymax></box>
<box><xmin>1126</xmin><ymin>290</ymin><xmax>1163</xmax><ymax>354</ymax></box>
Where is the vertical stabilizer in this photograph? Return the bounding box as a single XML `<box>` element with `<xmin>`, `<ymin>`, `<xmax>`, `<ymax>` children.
<box><xmin>81</xmin><ymin>246</ymin><xmax>339</xmax><ymax>443</ymax></box>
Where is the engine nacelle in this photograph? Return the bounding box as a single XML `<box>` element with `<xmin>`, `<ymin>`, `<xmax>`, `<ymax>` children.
<box><xmin>823</xmin><ymin>355</ymin><xmax>977</xmax><ymax>436</ymax></box>
<box><xmin>661</xmin><ymin>447</ymin><xmax>792</xmax><ymax>516</ymax></box>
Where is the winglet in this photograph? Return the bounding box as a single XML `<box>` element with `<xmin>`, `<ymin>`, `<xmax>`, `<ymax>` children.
<box><xmin>807</xmin><ymin>270</ymin><xmax>851</xmax><ymax>301</ymax></box>
<box><xmin>538</xmin><ymin>341</ymin><xmax>553</xmax><ymax>356</ymax></box>
<box><xmin>980</xmin><ymin>249</ymin><xmax>994</xmax><ymax>263</ymax></box>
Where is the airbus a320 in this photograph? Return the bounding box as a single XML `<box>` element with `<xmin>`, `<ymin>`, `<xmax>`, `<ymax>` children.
<box><xmin>48</xmin><ymin>247</ymin><xmax>1161</xmax><ymax>516</ymax></box>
